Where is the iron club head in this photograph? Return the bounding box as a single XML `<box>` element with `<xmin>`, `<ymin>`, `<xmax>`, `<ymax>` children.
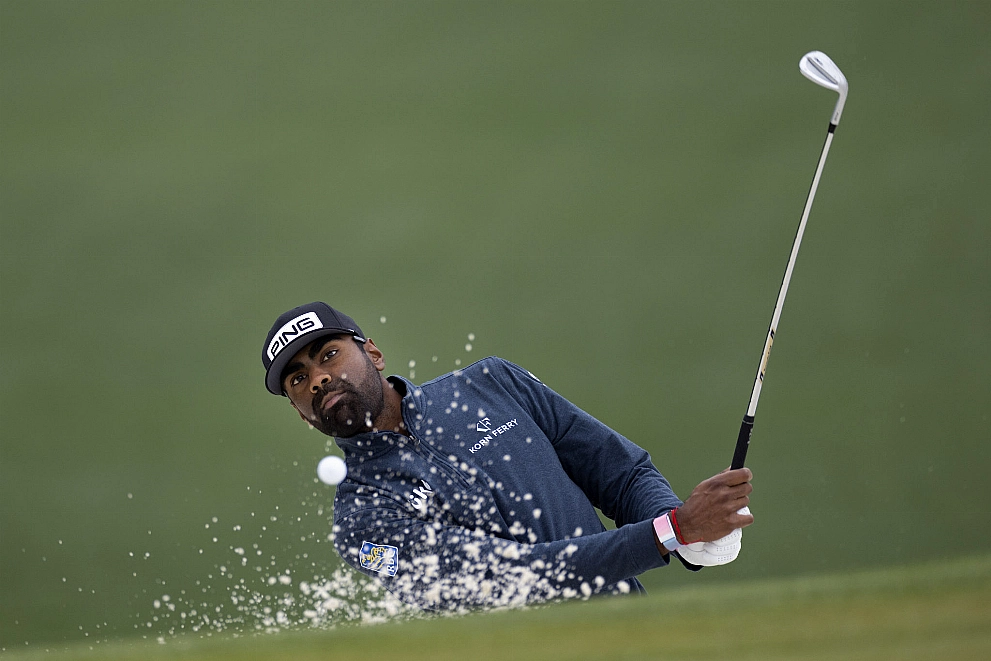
<box><xmin>799</xmin><ymin>51</ymin><xmax>849</xmax><ymax>126</ymax></box>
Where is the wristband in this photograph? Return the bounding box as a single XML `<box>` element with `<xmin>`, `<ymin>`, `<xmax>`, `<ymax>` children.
<box><xmin>670</xmin><ymin>507</ymin><xmax>702</xmax><ymax>545</ymax></box>
<box><xmin>652</xmin><ymin>513</ymin><xmax>682</xmax><ymax>553</ymax></box>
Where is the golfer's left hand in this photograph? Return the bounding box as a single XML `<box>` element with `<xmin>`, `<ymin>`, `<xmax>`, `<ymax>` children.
<box><xmin>676</xmin><ymin>507</ymin><xmax>750</xmax><ymax>566</ymax></box>
<box><xmin>676</xmin><ymin>468</ymin><xmax>754</xmax><ymax>542</ymax></box>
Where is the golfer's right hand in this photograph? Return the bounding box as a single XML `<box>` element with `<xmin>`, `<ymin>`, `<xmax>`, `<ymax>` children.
<box><xmin>675</xmin><ymin>468</ymin><xmax>754</xmax><ymax>542</ymax></box>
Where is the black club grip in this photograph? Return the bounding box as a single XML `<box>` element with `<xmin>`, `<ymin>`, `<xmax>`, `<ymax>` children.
<box><xmin>731</xmin><ymin>415</ymin><xmax>755</xmax><ymax>470</ymax></box>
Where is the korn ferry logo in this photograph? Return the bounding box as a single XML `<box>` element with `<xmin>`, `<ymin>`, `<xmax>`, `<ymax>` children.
<box><xmin>470</xmin><ymin>417</ymin><xmax>519</xmax><ymax>454</ymax></box>
<box><xmin>267</xmin><ymin>312</ymin><xmax>323</xmax><ymax>361</ymax></box>
<box><xmin>359</xmin><ymin>541</ymin><xmax>399</xmax><ymax>577</ymax></box>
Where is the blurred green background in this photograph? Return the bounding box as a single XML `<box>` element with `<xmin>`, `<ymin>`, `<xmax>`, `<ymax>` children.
<box><xmin>2</xmin><ymin>0</ymin><xmax>989</xmax><ymax>649</ymax></box>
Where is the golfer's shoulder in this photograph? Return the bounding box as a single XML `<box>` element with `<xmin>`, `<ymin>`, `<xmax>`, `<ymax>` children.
<box><xmin>479</xmin><ymin>356</ymin><xmax>544</xmax><ymax>386</ymax></box>
<box><xmin>420</xmin><ymin>356</ymin><xmax>528</xmax><ymax>386</ymax></box>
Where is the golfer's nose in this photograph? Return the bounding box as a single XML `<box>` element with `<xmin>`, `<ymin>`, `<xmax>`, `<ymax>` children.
<box><xmin>310</xmin><ymin>367</ymin><xmax>332</xmax><ymax>393</ymax></box>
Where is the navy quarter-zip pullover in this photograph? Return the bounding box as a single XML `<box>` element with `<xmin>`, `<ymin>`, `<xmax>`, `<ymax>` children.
<box><xmin>331</xmin><ymin>356</ymin><xmax>689</xmax><ymax>609</ymax></box>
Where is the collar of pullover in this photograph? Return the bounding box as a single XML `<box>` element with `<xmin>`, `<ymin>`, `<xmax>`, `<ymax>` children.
<box><xmin>333</xmin><ymin>375</ymin><xmax>426</xmax><ymax>458</ymax></box>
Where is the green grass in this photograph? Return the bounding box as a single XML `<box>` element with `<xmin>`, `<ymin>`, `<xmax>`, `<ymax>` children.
<box><xmin>8</xmin><ymin>555</ymin><xmax>991</xmax><ymax>661</ymax></box>
<box><xmin>2</xmin><ymin>0</ymin><xmax>990</xmax><ymax>648</ymax></box>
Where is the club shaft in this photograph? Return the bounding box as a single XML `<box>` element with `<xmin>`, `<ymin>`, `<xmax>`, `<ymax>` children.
<box><xmin>730</xmin><ymin>123</ymin><xmax>836</xmax><ymax>470</ymax></box>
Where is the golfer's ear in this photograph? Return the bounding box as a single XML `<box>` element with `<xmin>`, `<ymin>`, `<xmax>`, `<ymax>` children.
<box><xmin>363</xmin><ymin>338</ymin><xmax>386</xmax><ymax>372</ymax></box>
<box><xmin>290</xmin><ymin>400</ymin><xmax>315</xmax><ymax>430</ymax></box>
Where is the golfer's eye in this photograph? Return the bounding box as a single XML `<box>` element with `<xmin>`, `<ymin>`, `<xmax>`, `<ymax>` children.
<box><xmin>322</xmin><ymin>349</ymin><xmax>338</xmax><ymax>362</ymax></box>
<box><xmin>289</xmin><ymin>373</ymin><xmax>306</xmax><ymax>389</ymax></box>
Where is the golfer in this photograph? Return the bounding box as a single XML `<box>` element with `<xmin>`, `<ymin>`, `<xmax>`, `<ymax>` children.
<box><xmin>262</xmin><ymin>302</ymin><xmax>754</xmax><ymax>609</ymax></box>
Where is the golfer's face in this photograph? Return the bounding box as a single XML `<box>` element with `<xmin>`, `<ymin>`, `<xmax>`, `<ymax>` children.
<box><xmin>282</xmin><ymin>336</ymin><xmax>385</xmax><ymax>437</ymax></box>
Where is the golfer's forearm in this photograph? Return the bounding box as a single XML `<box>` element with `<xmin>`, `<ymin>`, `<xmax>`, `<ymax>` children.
<box><xmin>336</xmin><ymin>514</ymin><xmax>669</xmax><ymax>609</ymax></box>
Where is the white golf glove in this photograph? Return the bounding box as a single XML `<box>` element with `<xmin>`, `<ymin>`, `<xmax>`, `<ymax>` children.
<box><xmin>675</xmin><ymin>507</ymin><xmax>749</xmax><ymax>567</ymax></box>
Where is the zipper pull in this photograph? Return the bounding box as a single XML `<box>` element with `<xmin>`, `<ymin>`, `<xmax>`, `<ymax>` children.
<box><xmin>400</xmin><ymin>427</ymin><xmax>419</xmax><ymax>446</ymax></box>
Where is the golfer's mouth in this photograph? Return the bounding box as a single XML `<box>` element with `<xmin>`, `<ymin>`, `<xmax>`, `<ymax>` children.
<box><xmin>321</xmin><ymin>391</ymin><xmax>344</xmax><ymax>412</ymax></box>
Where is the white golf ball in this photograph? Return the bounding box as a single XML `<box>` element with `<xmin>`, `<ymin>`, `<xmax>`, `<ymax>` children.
<box><xmin>317</xmin><ymin>455</ymin><xmax>347</xmax><ymax>485</ymax></box>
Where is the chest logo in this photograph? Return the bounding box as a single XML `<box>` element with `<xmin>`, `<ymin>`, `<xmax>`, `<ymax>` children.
<box><xmin>469</xmin><ymin>417</ymin><xmax>519</xmax><ymax>454</ymax></box>
<box><xmin>408</xmin><ymin>480</ymin><xmax>434</xmax><ymax>509</ymax></box>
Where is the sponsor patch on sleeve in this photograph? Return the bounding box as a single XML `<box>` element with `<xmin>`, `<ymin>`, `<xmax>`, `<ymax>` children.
<box><xmin>359</xmin><ymin>541</ymin><xmax>399</xmax><ymax>577</ymax></box>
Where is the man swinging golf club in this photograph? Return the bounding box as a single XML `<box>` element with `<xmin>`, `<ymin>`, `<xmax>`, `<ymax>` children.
<box><xmin>259</xmin><ymin>48</ymin><xmax>849</xmax><ymax>610</ymax></box>
<box><xmin>262</xmin><ymin>302</ymin><xmax>753</xmax><ymax>610</ymax></box>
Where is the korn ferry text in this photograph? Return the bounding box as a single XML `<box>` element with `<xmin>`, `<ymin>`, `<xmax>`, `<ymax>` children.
<box><xmin>469</xmin><ymin>419</ymin><xmax>518</xmax><ymax>454</ymax></box>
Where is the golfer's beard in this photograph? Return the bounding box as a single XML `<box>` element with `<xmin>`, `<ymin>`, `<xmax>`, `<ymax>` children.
<box><xmin>313</xmin><ymin>367</ymin><xmax>384</xmax><ymax>438</ymax></box>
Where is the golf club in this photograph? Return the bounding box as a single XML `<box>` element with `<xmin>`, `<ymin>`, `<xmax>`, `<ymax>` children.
<box><xmin>730</xmin><ymin>51</ymin><xmax>849</xmax><ymax>471</ymax></box>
